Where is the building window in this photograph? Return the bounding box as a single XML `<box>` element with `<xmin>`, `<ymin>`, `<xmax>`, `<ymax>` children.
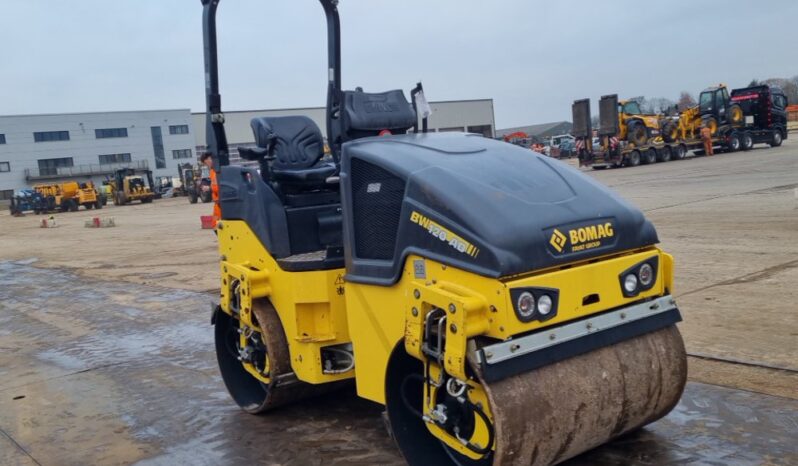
<box><xmin>151</xmin><ymin>127</ymin><xmax>166</xmax><ymax>169</ymax></box>
<box><xmin>0</xmin><ymin>189</ymin><xmax>13</xmax><ymax>201</ymax></box>
<box><xmin>95</xmin><ymin>127</ymin><xmax>128</xmax><ymax>139</ymax></box>
<box><xmin>0</xmin><ymin>162</ymin><xmax>9</xmax><ymax>172</ymax></box>
<box><xmin>172</xmin><ymin>149</ymin><xmax>192</xmax><ymax>160</ymax></box>
<box><xmin>438</xmin><ymin>127</ymin><xmax>464</xmax><ymax>133</ymax></box>
<box><xmin>37</xmin><ymin>157</ymin><xmax>74</xmax><ymax>176</ymax></box>
<box><xmin>98</xmin><ymin>153</ymin><xmax>132</xmax><ymax>165</ymax></box>
<box><xmin>0</xmin><ymin>134</ymin><xmax>5</xmax><ymax>144</ymax></box>
<box><xmin>169</xmin><ymin>125</ymin><xmax>189</xmax><ymax>135</ymax></box>
<box><xmin>33</xmin><ymin>131</ymin><xmax>70</xmax><ymax>142</ymax></box>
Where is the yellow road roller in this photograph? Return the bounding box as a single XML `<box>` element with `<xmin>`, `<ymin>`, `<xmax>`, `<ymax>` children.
<box><xmin>201</xmin><ymin>1</ymin><xmax>687</xmax><ymax>464</ymax></box>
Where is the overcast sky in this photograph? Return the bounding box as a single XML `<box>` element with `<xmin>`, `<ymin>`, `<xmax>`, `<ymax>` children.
<box><xmin>1</xmin><ymin>0</ymin><xmax>796</xmax><ymax>129</ymax></box>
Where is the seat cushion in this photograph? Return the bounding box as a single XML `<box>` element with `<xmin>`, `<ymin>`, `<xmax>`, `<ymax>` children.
<box><xmin>250</xmin><ymin>116</ymin><xmax>324</xmax><ymax>170</ymax></box>
<box><xmin>271</xmin><ymin>162</ymin><xmax>336</xmax><ymax>184</ymax></box>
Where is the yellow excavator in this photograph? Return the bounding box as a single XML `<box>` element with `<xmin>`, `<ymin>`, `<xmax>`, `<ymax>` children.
<box><xmin>202</xmin><ymin>1</ymin><xmax>687</xmax><ymax>465</ymax></box>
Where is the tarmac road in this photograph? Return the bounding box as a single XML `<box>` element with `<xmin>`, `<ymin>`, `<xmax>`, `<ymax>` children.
<box><xmin>0</xmin><ymin>262</ymin><xmax>795</xmax><ymax>466</ymax></box>
<box><xmin>0</xmin><ymin>138</ymin><xmax>796</xmax><ymax>465</ymax></box>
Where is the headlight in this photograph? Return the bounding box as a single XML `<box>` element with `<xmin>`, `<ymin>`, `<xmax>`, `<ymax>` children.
<box><xmin>619</xmin><ymin>256</ymin><xmax>659</xmax><ymax>297</ymax></box>
<box><xmin>511</xmin><ymin>288</ymin><xmax>559</xmax><ymax>323</ymax></box>
<box><xmin>516</xmin><ymin>292</ymin><xmax>535</xmax><ymax>318</ymax></box>
<box><xmin>537</xmin><ymin>295</ymin><xmax>553</xmax><ymax>315</ymax></box>
<box><xmin>623</xmin><ymin>274</ymin><xmax>638</xmax><ymax>294</ymax></box>
<box><xmin>639</xmin><ymin>263</ymin><xmax>654</xmax><ymax>287</ymax></box>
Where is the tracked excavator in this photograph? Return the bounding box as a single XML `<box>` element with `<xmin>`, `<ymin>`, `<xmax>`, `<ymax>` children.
<box><xmin>202</xmin><ymin>1</ymin><xmax>687</xmax><ymax>465</ymax></box>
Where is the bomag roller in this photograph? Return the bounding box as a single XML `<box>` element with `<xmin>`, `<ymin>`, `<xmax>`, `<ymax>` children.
<box><xmin>202</xmin><ymin>2</ymin><xmax>687</xmax><ymax>465</ymax></box>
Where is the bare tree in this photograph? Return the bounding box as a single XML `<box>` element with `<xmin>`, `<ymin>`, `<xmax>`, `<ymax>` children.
<box><xmin>677</xmin><ymin>92</ymin><xmax>697</xmax><ymax>111</ymax></box>
<box><xmin>647</xmin><ymin>97</ymin><xmax>676</xmax><ymax>114</ymax></box>
<box><xmin>762</xmin><ymin>78</ymin><xmax>798</xmax><ymax>105</ymax></box>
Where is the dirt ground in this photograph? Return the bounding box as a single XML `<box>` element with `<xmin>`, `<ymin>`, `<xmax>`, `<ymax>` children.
<box><xmin>0</xmin><ymin>137</ymin><xmax>796</xmax><ymax>465</ymax></box>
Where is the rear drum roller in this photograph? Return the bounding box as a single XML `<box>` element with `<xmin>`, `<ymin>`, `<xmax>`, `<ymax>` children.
<box><xmin>214</xmin><ymin>299</ymin><xmax>335</xmax><ymax>414</ymax></box>
<box><xmin>386</xmin><ymin>326</ymin><xmax>686</xmax><ymax>466</ymax></box>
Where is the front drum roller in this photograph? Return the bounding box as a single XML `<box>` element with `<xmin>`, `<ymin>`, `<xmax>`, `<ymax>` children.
<box><xmin>387</xmin><ymin>326</ymin><xmax>687</xmax><ymax>466</ymax></box>
<box><xmin>214</xmin><ymin>299</ymin><xmax>334</xmax><ymax>413</ymax></box>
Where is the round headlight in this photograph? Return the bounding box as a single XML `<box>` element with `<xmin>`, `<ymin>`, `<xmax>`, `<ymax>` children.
<box><xmin>623</xmin><ymin>273</ymin><xmax>638</xmax><ymax>293</ymax></box>
<box><xmin>537</xmin><ymin>295</ymin><xmax>553</xmax><ymax>316</ymax></box>
<box><xmin>639</xmin><ymin>263</ymin><xmax>654</xmax><ymax>287</ymax></box>
<box><xmin>517</xmin><ymin>292</ymin><xmax>535</xmax><ymax>318</ymax></box>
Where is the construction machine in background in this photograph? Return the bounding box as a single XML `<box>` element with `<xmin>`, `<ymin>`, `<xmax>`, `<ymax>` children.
<box><xmin>202</xmin><ymin>1</ymin><xmax>687</xmax><ymax>465</ymax></box>
<box><xmin>32</xmin><ymin>181</ymin><xmax>104</xmax><ymax>212</ymax></box>
<box><xmin>577</xmin><ymin>95</ymin><xmax>689</xmax><ymax>168</ymax></box>
<box><xmin>671</xmin><ymin>84</ymin><xmax>745</xmax><ymax>154</ymax></box>
<box><xmin>576</xmin><ymin>83</ymin><xmax>770</xmax><ymax>168</ymax></box>
<box><xmin>9</xmin><ymin>190</ymin><xmax>45</xmax><ymax>215</ymax></box>
<box><xmin>617</xmin><ymin>99</ymin><xmax>676</xmax><ymax>146</ymax></box>
<box><xmin>108</xmin><ymin>168</ymin><xmax>155</xmax><ymax>205</ymax></box>
<box><xmin>177</xmin><ymin>163</ymin><xmax>212</xmax><ymax>204</ymax></box>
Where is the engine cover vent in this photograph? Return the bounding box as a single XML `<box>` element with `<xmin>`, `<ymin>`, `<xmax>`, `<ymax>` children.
<box><xmin>350</xmin><ymin>158</ymin><xmax>406</xmax><ymax>260</ymax></box>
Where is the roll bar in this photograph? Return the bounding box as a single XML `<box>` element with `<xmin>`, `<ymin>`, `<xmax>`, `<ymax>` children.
<box><xmin>200</xmin><ymin>0</ymin><xmax>229</xmax><ymax>170</ymax></box>
<box><xmin>320</xmin><ymin>0</ymin><xmax>342</xmax><ymax>161</ymax></box>
<box><xmin>200</xmin><ymin>0</ymin><xmax>343</xmax><ymax>168</ymax></box>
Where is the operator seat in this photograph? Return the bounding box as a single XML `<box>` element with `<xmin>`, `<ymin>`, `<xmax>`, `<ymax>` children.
<box><xmin>336</xmin><ymin>89</ymin><xmax>418</xmax><ymax>143</ymax></box>
<box><xmin>239</xmin><ymin>116</ymin><xmax>336</xmax><ymax>192</ymax></box>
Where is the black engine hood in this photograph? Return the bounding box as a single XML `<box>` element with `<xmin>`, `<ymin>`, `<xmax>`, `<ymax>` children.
<box><xmin>340</xmin><ymin>132</ymin><xmax>658</xmax><ymax>284</ymax></box>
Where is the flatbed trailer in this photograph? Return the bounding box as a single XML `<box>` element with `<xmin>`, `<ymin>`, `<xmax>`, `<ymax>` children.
<box><xmin>574</xmin><ymin>95</ymin><xmax>744</xmax><ymax>169</ymax></box>
<box><xmin>580</xmin><ymin>131</ymin><xmax>742</xmax><ymax>168</ymax></box>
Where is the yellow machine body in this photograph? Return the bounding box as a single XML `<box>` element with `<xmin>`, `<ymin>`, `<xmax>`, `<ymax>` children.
<box><xmin>216</xmin><ymin>218</ymin><xmax>677</xmax><ymax>461</ymax></box>
<box><xmin>217</xmin><ymin>220</ymin><xmax>353</xmax><ymax>385</ymax></box>
<box><xmin>33</xmin><ymin>181</ymin><xmax>100</xmax><ymax>211</ymax></box>
<box><xmin>617</xmin><ymin>99</ymin><xmax>667</xmax><ymax>145</ymax></box>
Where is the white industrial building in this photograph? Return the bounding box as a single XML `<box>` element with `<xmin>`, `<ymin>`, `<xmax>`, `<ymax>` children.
<box><xmin>192</xmin><ymin>99</ymin><xmax>496</xmax><ymax>165</ymax></box>
<box><xmin>0</xmin><ymin>109</ymin><xmax>196</xmax><ymax>200</ymax></box>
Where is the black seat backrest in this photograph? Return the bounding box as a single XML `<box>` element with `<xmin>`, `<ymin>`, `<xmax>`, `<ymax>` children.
<box><xmin>339</xmin><ymin>89</ymin><xmax>417</xmax><ymax>142</ymax></box>
<box><xmin>250</xmin><ymin>116</ymin><xmax>324</xmax><ymax>171</ymax></box>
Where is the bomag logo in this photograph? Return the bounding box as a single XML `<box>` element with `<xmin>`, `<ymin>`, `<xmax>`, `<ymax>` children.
<box><xmin>549</xmin><ymin>221</ymin><xmax>615</xmax><ymax>254</ymax></box>
<box><xmin>410</xmin><ymin>211</ymin><xmax>479</xmax><ymax>258</ymax></box>
<box><xmin>549</xmin><ymin>229</ymin><xmax>567</xmax><ymax>253</ymax></box>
